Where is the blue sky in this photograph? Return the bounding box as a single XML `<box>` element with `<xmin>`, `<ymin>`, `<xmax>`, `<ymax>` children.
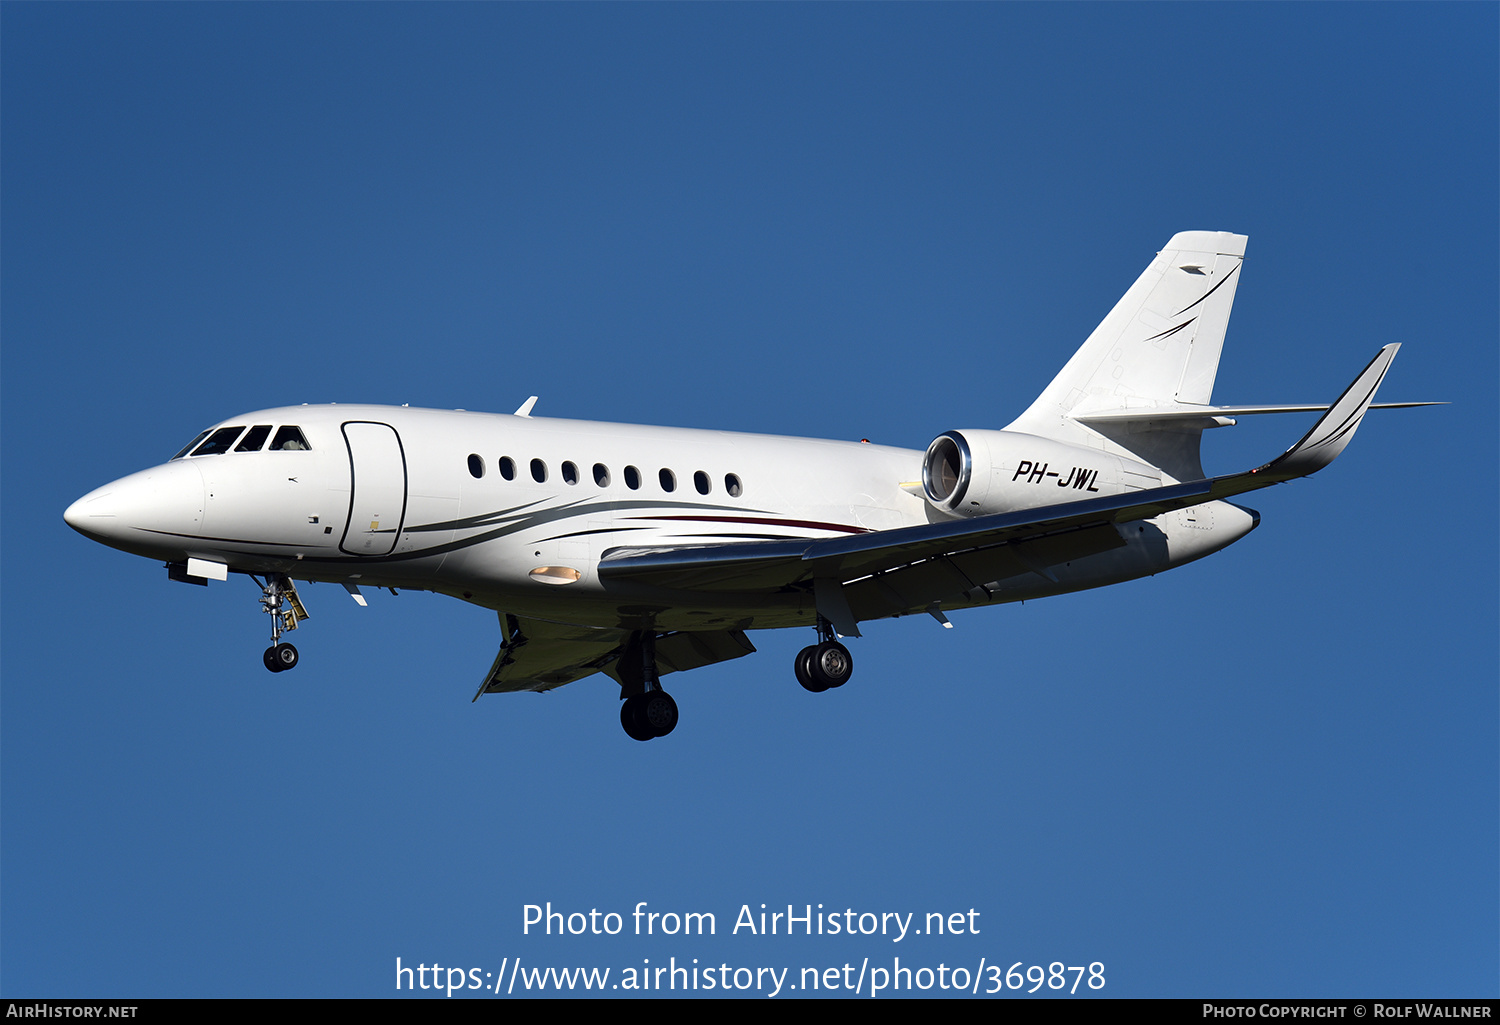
<box><xmin>3</xmin><ymin>3</ymin><xmax>1495</xmax><ymax>998</ymax></box>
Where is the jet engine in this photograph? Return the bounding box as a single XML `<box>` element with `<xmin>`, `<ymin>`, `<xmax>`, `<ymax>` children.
<box><xmin>921</xmin><ymin>429</ymin><xmax>1161</xmax><ymax>517</ymax></box>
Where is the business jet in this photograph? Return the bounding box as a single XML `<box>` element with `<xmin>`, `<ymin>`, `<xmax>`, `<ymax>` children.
<box><xmin>64</xmin><ymin>231</ymin><xmax>1435</xmax><ymax>741</ymax></box>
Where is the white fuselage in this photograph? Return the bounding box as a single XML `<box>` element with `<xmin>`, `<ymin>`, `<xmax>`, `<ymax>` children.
<box><xmin>60</xmin><ymin>233</ymin><xmax>1415</xmax><ymax>741</ymax></box>
<box><xmin>65</xmin><ymin>403</ymin><xmax>1256</xmax><ymax>634</ymax></box>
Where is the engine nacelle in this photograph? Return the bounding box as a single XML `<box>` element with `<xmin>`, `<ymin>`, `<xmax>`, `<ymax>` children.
<box><xmin>921</xmin><ymin>429</ymin><xmax>1162</xmax><ymax>517</ymax></box>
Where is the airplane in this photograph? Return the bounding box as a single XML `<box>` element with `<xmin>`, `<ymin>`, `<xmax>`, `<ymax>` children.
<box><xmin>64</xmin><ymin>231</ymin><xmax>1437</xmax><ymax>741</ymax></box>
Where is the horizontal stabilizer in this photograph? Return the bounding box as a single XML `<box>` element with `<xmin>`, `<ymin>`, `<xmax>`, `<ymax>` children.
<box><xmin>1076</xmin><ymin>400</ymin><xmax>1441</xmax><ymax>425</ymax></box>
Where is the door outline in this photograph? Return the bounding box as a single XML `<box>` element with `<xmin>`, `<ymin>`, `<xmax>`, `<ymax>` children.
<box><xmin>339</xmin><ymin>421</ymin><xmax>409</xmax><ymax>557</ymax></box>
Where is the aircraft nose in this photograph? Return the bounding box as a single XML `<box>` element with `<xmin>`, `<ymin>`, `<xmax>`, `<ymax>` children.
<box><xmin>64</xmin><ymin>461</ymin><xmax>206</xmax><ymax>550</ymax></box>
<box><xmin>62</xmin><ymin>495</ymin><xmax>91</xmax><ymax>532</ymax></box>
<box><xmin>64</xmin><ymin>485</ymin><xmax>120</xmax><ymax>537</ymax></box>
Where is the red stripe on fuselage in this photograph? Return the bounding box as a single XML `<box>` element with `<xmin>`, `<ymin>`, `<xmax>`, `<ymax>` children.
<box><xmin>628</xmin><ymin>515</ymin><xmax>870</xmax><ymax>535</ymax></box>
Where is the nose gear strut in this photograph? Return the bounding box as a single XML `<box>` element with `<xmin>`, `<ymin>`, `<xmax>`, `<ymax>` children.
<box><xmin>253</xmin><ymin>573</ymin><xmax>309</xmax><ymax>673</ymax></box>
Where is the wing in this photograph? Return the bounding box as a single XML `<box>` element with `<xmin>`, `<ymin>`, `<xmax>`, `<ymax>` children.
<box><xmin>474</xmin><ymin>614</ymin><xmax>755</xmax><ymax>697</ymax></box>
<box><xmin>599</xmin><ymin>345</ymin><xmax>1405</xmax><ymax>631</ymax></box>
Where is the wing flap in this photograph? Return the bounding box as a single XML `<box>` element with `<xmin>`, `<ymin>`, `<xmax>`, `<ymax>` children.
<box><xmin>602</xmin><ymin>629</ymin><xmax>757</xmax><ymax>685</ymax></box>
<box><xmin>477</xmin><ymin>616</ymin><xmax>629</xmax><ymax>695</ymax></box>
<box><xmin>475</xmin><ymin>615</ymin><xmax>758</xmax><ymax>696</ymax></box>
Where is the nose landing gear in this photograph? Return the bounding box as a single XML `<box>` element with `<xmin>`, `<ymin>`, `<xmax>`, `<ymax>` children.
<box><xmin>263</xmin><ymin>642</ymin><xmax>299</xmax><ymax>673</ymax></box>
<box><xmin>255</xmin><ymin>574</ymin><xmax>308</xmax><ymax>673</ymax></box>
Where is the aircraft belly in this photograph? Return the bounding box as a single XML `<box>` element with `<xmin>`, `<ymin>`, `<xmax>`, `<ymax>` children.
<box><xmin>843</xmin><ymin>523</ymin><xmax>1134</xmax><ymax>620</ymax></box>
<box><xmin>430</xmin><ymin>561</ymin><xmax>814</xmax><ymax>632</ymax></box>
<box><xmin>967</xmin><ymin>523</ymin><xmax>1170</xmax><ymax>604</ymax></box>
<box><xmin>1162</xmin><ymin>501</ymin><xmax>1258</xmax><ymax>567</ymax></box>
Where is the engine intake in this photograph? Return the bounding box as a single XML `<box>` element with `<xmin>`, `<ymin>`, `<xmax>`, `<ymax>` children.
<box><xmin>922</xmin><ymin>432</ymin><xmax>972</xmax><ymax>508</ymax></box>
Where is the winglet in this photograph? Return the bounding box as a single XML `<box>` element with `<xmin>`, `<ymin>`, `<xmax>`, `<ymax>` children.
<box><xmin>514</xmin><ymin>396</ymin><xmax>538</xmax><ymax>417</ymax></box>
<box><xmin>1254</xmin><ymin>344</ymin><xmax>1401</xmax><ymax>481</ymax></box>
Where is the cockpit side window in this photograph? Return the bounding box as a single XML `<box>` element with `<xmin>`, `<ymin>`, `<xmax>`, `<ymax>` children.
<box><xmin>235</xmin><ymin>425</ymin><xmax>273</xmax><ymax>452</ymax></box>
<box><xmin>191</xmin><ymin>426</ymin><xmax>247</xmax><ymax>456</ymax></box>
<box><xmin>172</xmin><ymin>430</ymin><xmax>212</xmax><ymax>460</ymax></box>
<box><xmin>269</xmin><ymin>426</ymin><xmax>311</xmax><ymax>451</ymax></box>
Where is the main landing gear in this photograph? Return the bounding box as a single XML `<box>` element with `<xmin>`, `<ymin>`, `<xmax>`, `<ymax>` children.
<box><xmin>255</xmin><ymin>573</ymin><xmax>308</xmax><ymax>673</ymax></box>
<box><xmin>617</xmin><ymin>632</ymin><xmax>679</xmax><ymax>742</ymax></box>
<box><xmin>621</xmin><ymin>691</ymin><xmax>679</xmax><ymax>742</ymax></box>
<box><xmin>794</xmin><ymin>617</ymin><xmax>853</xmax><ymax>693</ymax></box>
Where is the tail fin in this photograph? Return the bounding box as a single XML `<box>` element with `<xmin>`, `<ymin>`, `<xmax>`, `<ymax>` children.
<box><xmin>1006</xmin><ymin>231</ymin><xmax>1248</xmax><ymax>481</ymax></box>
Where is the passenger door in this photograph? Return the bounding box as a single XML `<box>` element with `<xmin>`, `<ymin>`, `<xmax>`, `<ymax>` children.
<box><xmin>340</xmin><ymin>421</ymin><xmax>408</xmax><ymax>556</ymax></box>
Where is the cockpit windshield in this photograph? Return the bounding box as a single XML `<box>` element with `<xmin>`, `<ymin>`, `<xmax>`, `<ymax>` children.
<box><xmin>190</xmin><ymin>426</ymin><xmax>246</xmax><ymax>457</ymax></box>
<box><xmin>170</xmin><ymin>424</ymin><xmax>311</xmax><ymax>458</ymax></box>
<box><xmin>269</xmin><ymin>426</ymin><xmax>310</xmax><ymax>451</ymax></box>
<box><xmin>235</xmin><ymin>425</ymin><xmax>273</xmax><ymax>452</ymax></box>
<box><xmin>171</xmin><ymin>430</ymin><xmax>212</xmax><ymax>460</ymax></box>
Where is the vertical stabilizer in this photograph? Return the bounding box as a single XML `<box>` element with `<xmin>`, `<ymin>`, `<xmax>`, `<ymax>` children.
<box><xmin>1005</xmin><ymin>231</ymin><xmax>1248</xmax><ymax>481</ymax></box>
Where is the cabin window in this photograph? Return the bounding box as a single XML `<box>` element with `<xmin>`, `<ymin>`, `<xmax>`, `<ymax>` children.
<box><xmin>725</xmin><ymin>473</ymin><xmax>743</xmax><ymax>497</ymax></box>
<box><xmin>192</xmin><ymin>426</ymin><xmax>246</xmax><ymax>456</ymax></box>
<box><xmin>172</xmin><ymin>430</ymin><xmax>212</xmax><ymax>460</ymax></box>
<box><xmin>624</xmin><ymin>465</ymin><xmax>641</xmax><ymax>490</ymax></box>
<box><xmin>468</xmin><ymin>454</ymin><xmax>484</xmax><ymax>478</ymax></box>
<box><xmin>269</xmin><ymin>426</ymin><xmax>310</xmax><ymax>451</ymax></box>
<box><xmin>693</xmin><ymin>470</ymin><xmax>710</xmax><ymax>495</ymax></box>
<box><xmin>593</xmin><ymin>463</ymin><xmax>610</xmax><ymax>487</ymax></box>
<box><xmin>530</xmin><ymin>458</ymin><xmax>547</xmax><ymax>483</ymax></box>
<box><xmin>235</xmin><ymin>425</ymin><xmax>272</xmax><ymax>452</ymax></box>
<box><xmin>659</xmin><ymin>468</ymin><xmax>676</xmax><ymax>492</ymax></box>
<box><xmin>499</xmin><ymin>456</ymin><xmax>516</xmax><ymax>481</ymax></box>
<box><xmin>561</xmin><ymin>461</ymin><xmax>579</xmax><ymax>485</ymax></box>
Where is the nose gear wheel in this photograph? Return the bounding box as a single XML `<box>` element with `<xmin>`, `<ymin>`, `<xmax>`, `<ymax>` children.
<box><xmin>264</xmin><ymin>642</ymin><xmax>299</xmax><ymax>673</ymax></box>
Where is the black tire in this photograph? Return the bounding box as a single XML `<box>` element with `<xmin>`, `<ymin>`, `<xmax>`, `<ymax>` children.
<box><xmin>272</xmin><ymin>642</ymin><xmax>299</xmax><ymax>672</ymax></box>
<box><xmin>640</xmin><ymin>690</ymin><xmax>678</xmax><ymax>737</ymax></box>
<box><xmin>794</xmin><ymin>645</ymin><xmax>826</xmax><ymax>692</ymax></box>
<box><xmin>263</xmin><ymin>646</ymin><xmax>284</xmax><ymax>673</ymax></box>
<box><xmin>620</xmin><ymin>696</ymin><xmax>654</xmax><ymax>742</ymax></box>
<box><xmin>809</xmin><ymin>641</ymin><xmax>852</xmax><ymax>689</ymax></box>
